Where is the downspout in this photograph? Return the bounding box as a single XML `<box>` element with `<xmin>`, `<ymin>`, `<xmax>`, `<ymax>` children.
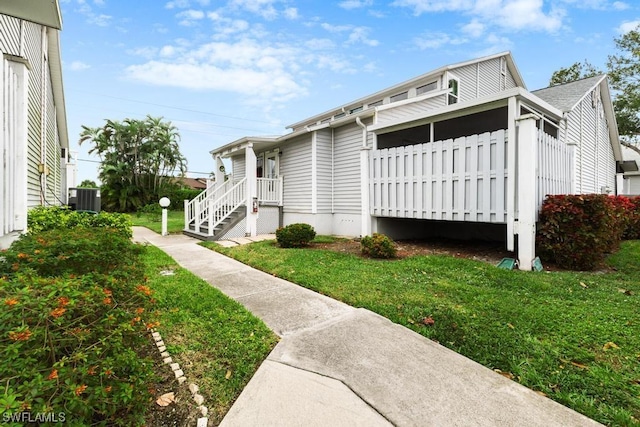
<box><xmin>356</xmin><ymin>117</ymin><xmax>371</xmax><ymax>236</ymax></box>
<box><xmin>331</xmin><ymin>128</ymin><xmax>335</xmax><ymax>214</ymax></box>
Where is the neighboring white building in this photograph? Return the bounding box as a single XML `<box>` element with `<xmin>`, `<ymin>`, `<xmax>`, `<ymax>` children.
<box><xmin>0</xmin><ymin>1</ymin><xmax>69</xmax><ymax>249</ymax></box>
<box><xmin>186</xmin><ymin>52</ymin><xmax>623</xmax><ymax>270</ymax></box>
<box><xmin>620</xmin><ymin>146</ymin><xmax>640</xmax><ymax>195</ymax></box>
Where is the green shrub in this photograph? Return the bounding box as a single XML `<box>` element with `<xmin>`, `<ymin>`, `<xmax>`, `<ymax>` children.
<box><xmin>276</xmin><ymin>223</ymin><xmax>316</xmax><ymax>248</ymax></box>
<box><xmin>28</xmin><ymin>206</ymin><xmax>132</xmax><ymax>238</ymax></box>
<box><xmin>0</xmin><ymin>227</ymin><xmax>143</xmax><ymax>278</ymax></box>
<box><xmin>361</xmin><ymin>233</ymin><xmax>397</xmax><ymax>259</ymax></box>
<box><xmin>0</xmin><ymin>230</ymin><xmax>157</xmax><ymax>426</ymax></box>
<box><xmin>536</xmin><ymin>194</ymin><xmax>627</xmax><ymax>270</ymax></box>
<box><xmin>619</xmin><ymin>196</ymin><xmax>640</xmax><ymax>240</ymax></box>
<box><xmin>160</xmin><ymin>188</ymin><xmax>202</xmax><ymax>210</ymax></box>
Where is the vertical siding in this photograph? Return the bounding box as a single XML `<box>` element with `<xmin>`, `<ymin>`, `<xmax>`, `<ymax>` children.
<box><xmin>0</xmin><ymin>15</ymin><xmax>21</xmax><ymax>55</ymax></box>
<box><xmin>280</xmin><ymin>135</ymin><xmax>312</xmax><ymax>212</ymax></box>
<box><xmin>597</xmin><ymin>99</ymin><xmax>616</xmax><ymax>192</ymax></box>
<box><xmin>333</xmin><ymin>122</ymin><xmax>363</xmax><ymax>214</ymax></box>
<box><xmin>316</xmin><ymin>129</ymin><xmax>333</xmax><ymax>214</ymax></box>
<box><xmin>45</xmin><ymin>71</ymin><xmax>60</xmax><ymax>205</ymax></box>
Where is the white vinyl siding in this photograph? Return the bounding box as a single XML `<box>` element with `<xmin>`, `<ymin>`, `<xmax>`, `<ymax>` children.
<box><xmin>24</xmin><ymin>22</ymin><xmax>43</xmax><ymax>207</ymax></box>
<box><xmin>333</xmin><ymin>122</ymin><xmax>364</xmax><ymax>215</ymax></box>
<box><xmin>597</xmin><ymin>101</ymin><xmax>616</xmax><ymax>192</ymax></box>
<box><xmin>231</xmin><ymin>155</ymin><xmax>245</xmax><ymax>182</ymax></box>
<box><xmin>376</xmin><ymin>94</ymin><xmax>446</xmax><ymax>124</ymax></box>
<box><xmin>0</xmin><ymin>15</ymin><xmax>21</xmax><ymax>55</ymax></box>
<box><xmin>280</xmin><ymin>135</ymin><xmax>312</xmax><ymax>212</ymax></box>
<box><xmin>453</xmin><ymin>63</ymin><xmax>477</xmax><ymax>102</ymax></box>
<box><xmin>316</xmin><ymin>129</ymin><xmax>333</xmax><ymax>214</ymax></box>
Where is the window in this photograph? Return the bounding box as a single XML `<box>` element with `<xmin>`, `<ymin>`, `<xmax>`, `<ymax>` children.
<box><xmin>349</xmin><ymin>106</ymin><xmax>363</xmax><ymax>114</ymax></box>
<box><xmin>416</xmin><ymin>81</ymin><xmax>437</xmax><ymax>95</ymax></box>
<box><xmin>447</xmin><ymin>78</ymin><xmax>459</xmax><ymax>105</ymax></box>
<box><xmin>334</xmin><ymin>112</ymin><xmax>346</xmax><ymax>119</ymax></box>
<box><xmin>390</xmin><ymin>91</ymin><xmax>408</xmax><ymax>103</ymax></box>
<box><xmin>368</xmin><ymin>99</ymin><xmax>383</xmax><ymax>108</ymax></box>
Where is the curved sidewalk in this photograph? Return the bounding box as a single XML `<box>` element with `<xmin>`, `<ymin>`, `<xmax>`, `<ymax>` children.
<box><xmin>133</xmin><ymin>227</ymin><xmax>602</xmax><ymax>427</ymax></box>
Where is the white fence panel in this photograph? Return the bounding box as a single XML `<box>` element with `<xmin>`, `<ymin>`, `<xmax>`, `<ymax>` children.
<box><xmin>536</xmin><ymin>130</ymin><xmax>573</xmax><ymax>214</ymax></box>
<box><xmin>370</xmin><ymin>130</ymin><xmax>509</xmax><ymax>223</ymax></box>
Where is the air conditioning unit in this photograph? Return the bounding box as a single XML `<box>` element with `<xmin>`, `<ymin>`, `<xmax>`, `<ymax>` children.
<box><xmin>68</xmin><ymin>188</ymin><xmax>101</xmax><ymax>213</ymax></box>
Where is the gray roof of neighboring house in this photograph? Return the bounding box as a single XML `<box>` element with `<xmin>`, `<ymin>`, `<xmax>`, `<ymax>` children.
<box><xmin>531</xmin><ymin>75</ymin><xmax>605</xmax><ymax>112</ymax></box>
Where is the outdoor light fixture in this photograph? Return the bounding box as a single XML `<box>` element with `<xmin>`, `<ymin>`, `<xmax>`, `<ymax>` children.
<box><xmin>159</xmin><ymin>197</ymin><xmax>170</xmax><ymax>236</ymax></box>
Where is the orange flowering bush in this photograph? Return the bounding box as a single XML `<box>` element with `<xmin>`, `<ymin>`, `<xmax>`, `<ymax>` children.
<box><xmin>0</xmin><ymin>229</ymin><xmax>156</xmax><ymax>426</ymax></box>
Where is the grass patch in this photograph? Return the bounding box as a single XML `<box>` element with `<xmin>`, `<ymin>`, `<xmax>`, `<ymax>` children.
<box><xmin>142</xmin><ymin>246</ymin><xmax>278</xmax><ymax>424</ymax></box>
<box><xmin>129</xmin><ymin>210</ymin><xmax>185</xmax><ymax>234</ymax></box>
<box><xmin>204</xmin><ymin>238</ymin><xmax>640</xmax><ymax>426</ymax></box>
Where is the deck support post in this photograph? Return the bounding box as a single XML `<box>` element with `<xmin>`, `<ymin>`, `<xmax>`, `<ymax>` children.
<box><xmin>516</xmin><ymin>113</ymin><xmax>539</xmax><ymax>271</ymax></box>
<box><xmin>245</xmin><ymin>144</ymin><xmax>258</xmax><ymax>237</ymax></box>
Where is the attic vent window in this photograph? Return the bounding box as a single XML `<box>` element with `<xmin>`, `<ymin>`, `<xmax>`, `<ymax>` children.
<box><xmin>390</xmin><ymin>91</ymin><xmax>408</xmax><ymax>103</ymax></box>
<box><xmin>368</xmin><ymin>100</ymin><xmax>383</xmax><ymax>108</ymax></box>
<box><xmin>447</xmin><ymin>78</ymin><xmax>459</xmax><ymax>105</ymax></box>
<box><xmin>349</xmin><ymin>106</ymin><xmax>363</xmax><ymax>114</ymax></box>
<box><xmin>334</xmin><ymin>112</ymin><xmax>346</xmax><ymax>119</ymax></box>
<box><xmin>416</xmin><ymin>81</ymin><xmax>437</xmax><ymax>95</ymax></box>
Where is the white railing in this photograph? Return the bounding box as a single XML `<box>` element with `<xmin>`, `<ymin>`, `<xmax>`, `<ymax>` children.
<box><xmin>184</xmin><ymin>179</ymin><xmax>237</xmax><ymax>234</ymax></box>
<box><xmin>370</xmin><ymin>130</ymin><xmax>509</xmax><ymax>223</ymax></box>
<box><xmin>536</xmin><ymin>130</ymin><xmax>574</xmax><ymax>217</ymax></box>
<box><xmin>205</xmin><ymin>178</ymin><xmax>247</xmax><ymax>236</ymax></box>
<box><xmin>257</xmin><ymin>177</ymin><xmax>283</xmax><ymax>205</ymax></box>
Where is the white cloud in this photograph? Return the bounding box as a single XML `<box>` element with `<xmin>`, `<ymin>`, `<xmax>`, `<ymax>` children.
<box><xmin>461</xmin><ymin>19</ymin><xmax>484</xmax><ymax>37</ymax></box>
<box><xmin>125</xmin><ymin>39</ymin><xmax>306</xmax><ymax>104</ymax></box>
<box><xmin>617</xmin><ymin>20</ymin><xmax>640</xmax><ymax>33</ymax></box>
<box><xmin>339</xmin><ymin>0</ymin><xmax>374</xmax><ymax>10</ymax></box>
<box><xmin>176</xmin><ymin>9</ymin><xmax>205</xmax><ymax>26</ymax></box>
<box><xmin>321</xmin><ymin>23</ymin><xmax>353</xmax><ymax>33</ymax></box>
<box><xmin>207</xmin><ymin>12</ymin><xmax>250</xmax><ymax>37</ymax></box>
<box><xmin>126</xmin><ymin>47</ymin><xmax>159</xmax><ymax>59</ymax></box>
<box><xmin>229</xmin><ymin>0</ymin><xmax>278</xmax><ymax>20</ymax></box>
<box><xmin>69</xmin><ymin>61</ymin><xmax>91</xmax><ymax>71</ymax></box>
<box><xmin>283</xmin><ymin>7</ymin><xmax>299</xmax><ymax>20</ymax></box>
<box><xmin>393</xmin><ymin>0</ymin><xmax>564</xmax><ymax>33</ymax></box>
<box><xmin>87</xmin><ymin>13</ymin><xmax>112</xmax><ymax>26</ymax></box>
<box><xmin>414</xmin><ymin>32</ymin><xmax>467</xmax><ymax>49</ymax></box>
<box><xmin>475</xmin><ymin>33</ymin><xmax>513</xmax><ymax>56</ymax></box>
<box><xmin>166</xmin><ymin>0</ymin><xmax>209</xmax><ymax>9</ymax></box>
<box><xmin>612</xmin><ymin>1</ymin><xmax>629</xmax><ymax>10</ymax></box>
<box><xmin>347</xmin><ymin>27</ymin><xmax>379</xmax><ymax>46</ymax></box>
<box><xmin>305</xmin><ymin>38</ymin><xmax>336</xmax><ymax>50</ymax></box>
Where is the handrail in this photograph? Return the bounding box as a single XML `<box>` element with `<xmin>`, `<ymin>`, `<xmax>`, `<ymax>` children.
<box><xmin>184</xmin><ymin>179</ymin><xmax>234</xmax><ymax>232</ymax></box>
<box><xmin>206</xmin><ymin>178</ymin><xmax>247</xmax><ymax>236</ymax></box>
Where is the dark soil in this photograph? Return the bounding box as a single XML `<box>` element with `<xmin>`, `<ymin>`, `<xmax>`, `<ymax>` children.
<box><xmin>143</xmin><ymin>335</ymin><xmax>202</xmax><ymax>427</ymax></box>
<box><xmin>312</xmin><ymin>237</ymin><xmax>514</xmax><ymax>265</ymax></box>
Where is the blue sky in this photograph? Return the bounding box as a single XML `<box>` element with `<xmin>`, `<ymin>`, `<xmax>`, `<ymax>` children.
<box><xmin>59</xmin><ymin>0</ymin><xmax>639</xmax><ymax>183</ymax></box>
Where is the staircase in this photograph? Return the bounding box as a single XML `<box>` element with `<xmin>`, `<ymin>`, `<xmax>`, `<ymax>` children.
<box><xmin>183</xmin><ymin>178</ymin><xmax>247</xmax><ymax>241</ymax></box>
<box><xmin>183</xmin><ymin>205</ymin><xmax>246</xmax><ymax>241</ymax></box>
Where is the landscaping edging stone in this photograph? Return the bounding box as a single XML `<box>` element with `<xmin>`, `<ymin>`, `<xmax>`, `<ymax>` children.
<box><xmin>151</xmin><ymin>330</ymin><xmax>209</xmax><ymax>427</ymax></box>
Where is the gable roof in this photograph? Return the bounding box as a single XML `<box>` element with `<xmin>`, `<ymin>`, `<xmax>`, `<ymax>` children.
<box><xmin>286</xmin><ymin>51</ymin><xmax>525</xmax><ymax>130</ymax></box>
<box><xmin>0</xmin><ymin>0</ymin><xmax>62</xmax><ymax>29</ymax></box>
<box><xmin>531</xmin><ymin>75</ymin><xmax>606</xmax><ymax>112</ymax></box>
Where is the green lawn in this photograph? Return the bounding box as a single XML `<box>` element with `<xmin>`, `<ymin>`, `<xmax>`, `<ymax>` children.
<box><xmin>129</xmin><ymin>210</ymin><xmax>185</xmax><ymax>234</ymax></box>
<box><xmin>204</xmin><ymin>238</ymin><xmax>640</xmax><ymax>426</ymax></box>
<box><xmin>142</xmin><ymin>246</ymin><xmax>278</xmax><ymax>424</ymax></box>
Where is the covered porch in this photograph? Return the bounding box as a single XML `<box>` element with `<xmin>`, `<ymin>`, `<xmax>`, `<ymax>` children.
<box><xmin>184</xmin><ymin>138</ymin><xmax>284</xmax><ymax>240</ymax></box>
<box><xmin>367</xmin><ymin>90</ymin><xmax>571</xmax><ymax>270</ymax></box>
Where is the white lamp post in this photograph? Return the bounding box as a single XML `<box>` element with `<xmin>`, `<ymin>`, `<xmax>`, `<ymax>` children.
<box><xmin>159</xmin><ymin>197</ymin><xmax>170</xmax><ymax>236</ymax></box>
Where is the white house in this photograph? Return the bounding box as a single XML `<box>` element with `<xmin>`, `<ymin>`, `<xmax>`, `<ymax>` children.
<box><xmin>619</xmin><ymin>146</ymin><xmax>640</xmax><ymax>195</ymax></box>
<box><xmin>186</xmin><ymin>52</ymin><xmax>622</xmax><ymax>270</ymax></box>
<box><xmin>0</xmin><ymin>0</ymin><xmax>70</xmax><ymax>249</ymax></box>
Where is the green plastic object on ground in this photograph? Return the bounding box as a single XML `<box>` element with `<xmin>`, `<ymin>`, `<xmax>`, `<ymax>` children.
<box><xmin>532</xmin><ymin>257</ymin><xmax>543</xmax><ymax>272</ymax></box>
<box><xmin>496</xmin><ymin>258</ymin><xmax>516</xmax><ymax>270</ymax></box>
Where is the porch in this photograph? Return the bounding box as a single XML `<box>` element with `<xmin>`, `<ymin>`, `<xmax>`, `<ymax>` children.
<box><xmin>183</xmin><ymin>177</ymin><xmax>283</xmax><ymax>240</ymax></box>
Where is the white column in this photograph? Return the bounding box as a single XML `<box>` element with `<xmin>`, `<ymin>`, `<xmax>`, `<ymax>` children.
<box><xmin>214</xmin><ymin>155</ymin><xmax>225</xmax><ymax>190</ymax></box>
<box><xmin>245</xmin><ymin>144</ymin><xmax>258</xmax><ymax>237</ymax></box>
<box><xmin>506</xmin><ymin>96</ymin><xmax>517</xmax><ymax>252</ymax></box>
<box><xmin>516</xmin><ymin>113</ymin><xmax>539</xmax><ymax>271</ymax></box>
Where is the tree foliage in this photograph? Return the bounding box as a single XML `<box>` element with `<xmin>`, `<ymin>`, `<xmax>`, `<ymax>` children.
<box><xmin>78</xmin><ymin>179</ymin><xmax>98</xmax><ymax>188</ymax></box>
<box><xmin>607</xmin><ymin>26</ymin><xmax>640</xmax><ymax>147</ymax></box>
<box><xmin>79</xmin><ymin>116</ymin><xmax>187</xmax><ymax>212</ymax></box>
<box><xmin>549</xmin><ymin>61</ymin><xmax>600</xmax><ymax>86</ymax></box>
<box><xmin>550</xmin><ymin>26</ymin><xmax>640</xmax><ymax>155</ymax></box>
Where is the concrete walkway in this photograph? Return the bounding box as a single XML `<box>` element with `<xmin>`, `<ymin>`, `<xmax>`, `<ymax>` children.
<box><xmin>133</xmin><ymin>227</ymin><xmax>602</xmax><ymax>427</ymax></box>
